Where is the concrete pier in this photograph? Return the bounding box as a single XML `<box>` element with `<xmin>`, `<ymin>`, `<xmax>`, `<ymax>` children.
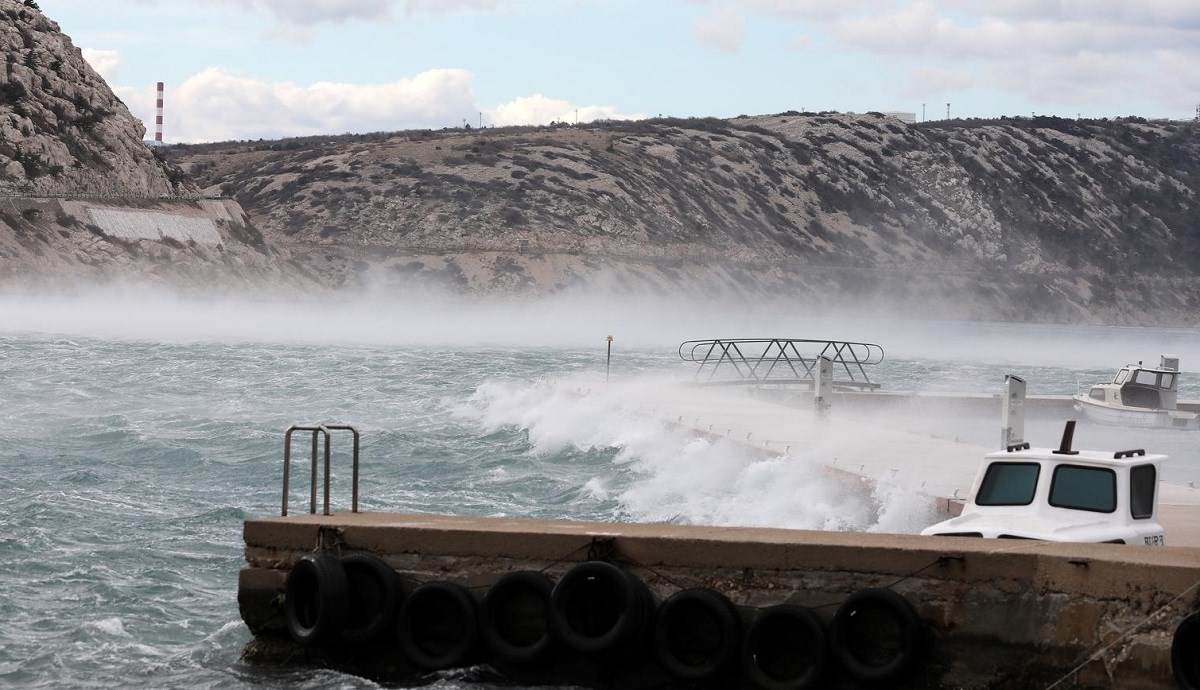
<box><xmin>238</xmin><ymin>383</ymin><xmax>1200</xmax><ymax>687</ymax></box>
<box><xmin>560</xmin><ymin>378</ymin><xmax>1200</xmax><ymax>544</ymax></box>
<box><xmin>239</xmin><ymin>511</ymin><xmax>1200</xmax><ymax>688</ymax></box>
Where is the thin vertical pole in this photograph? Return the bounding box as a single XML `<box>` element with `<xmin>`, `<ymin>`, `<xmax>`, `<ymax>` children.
<box><xmin>606</xmin><ymin>335</ymin><xmax>613</xmax><ymax>381</ymax></box>
<box><xmin>282</xmin><ymin>431</ymin><xmax>291</xmax><ymax>517</ymax></box>
<box><xmin>309</xmin><ymin>430</ymin><xmax>318</xmax><ymax>514</ymax></box>
<box><xmin>323</xmin><ymin>431</ymin><xmax>332</xmax><ymax>516</ymax></box>
<box><xmin>351</xmin><ymin>430</ymin><xmax>360</xmax><ymax>513</ymax></box>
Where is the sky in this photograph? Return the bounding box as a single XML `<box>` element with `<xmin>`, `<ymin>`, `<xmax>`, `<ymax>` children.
<box><xmin>33</xmin><ymin>0</ymin><xmax>1200</xmax><ymax>143</ymax></box>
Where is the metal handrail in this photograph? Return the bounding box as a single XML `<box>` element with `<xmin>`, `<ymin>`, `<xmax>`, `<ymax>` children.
<box><xmin>677</xmin><ymin>338</ymin><xmax>885</xmax><ymax>388</ymax></box>
<box><xmin>281</xmin><ymin>423</ymin><xmax>361</xmax><ymax>517</ymax></box>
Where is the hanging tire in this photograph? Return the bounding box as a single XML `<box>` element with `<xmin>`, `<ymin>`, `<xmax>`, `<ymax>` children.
<box><xmin>654</xmin><ymin>588</ymin><xmax>742</xmax><ymax>681</ymax></box>
<box><xmin>1174</xmin><ymin>611</ymin><xmax>1200</xmax><ymax>690</ymax></box>
<box><xmin>550</xmin><ymin>561</ymin><xmax>654</xmax><ymax>656</ymax></box>
<box><xmin>480</xmin><ymin>571</ymin><xmax>555</xmax><ymax>664</ymax></box>
<box><xmin>283</xmin><ymin>553</ymin><xmax>349</xmax><ymax>646</ymax></box>
<box><xmin>830</xmin><ymin>588</ymin><xmax>923</xmax><ymax>684</ymax></box>
<box><xmin>397</xmin><ymin>580</ymin><xmax>479</xmax><ymax>670</ymax></box>
<box><xmin>742</xmin><ymin>604</ymin><xmax>827</xmax><ymax>690</ymax></box>
<box><xmin>340</xmin><ymin>553</ymin><xmax>402</xmax><ymax>645</ymax></box>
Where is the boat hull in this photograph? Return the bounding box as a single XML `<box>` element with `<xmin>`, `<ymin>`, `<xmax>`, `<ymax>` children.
<box><xmin>1072</xmin><ymin>396</ymin><xmax>1199</xmax><ymax>429</ymax></box>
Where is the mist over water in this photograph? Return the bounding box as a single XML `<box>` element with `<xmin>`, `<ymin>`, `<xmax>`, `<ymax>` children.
<box><xmin>4</xmin><ymin>289</ymin><xmax>1200</xmax><ymax>687</ymax></box>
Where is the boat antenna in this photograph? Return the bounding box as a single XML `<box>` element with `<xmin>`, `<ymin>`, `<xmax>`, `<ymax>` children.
<box><xmin>1053</xmin><ymin>420</ymin><xmax>1080</xmax><ymax>455</ymax></box>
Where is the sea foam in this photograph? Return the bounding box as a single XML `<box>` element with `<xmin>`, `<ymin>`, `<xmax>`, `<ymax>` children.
<box><xmin>459</xmin><ymin>377</ymin><xmax>936</xmax><ymax>534</ymax></box>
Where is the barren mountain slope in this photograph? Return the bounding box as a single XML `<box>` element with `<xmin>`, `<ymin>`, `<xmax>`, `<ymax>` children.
<box><xmin>170</xmin><ymin>113</ymin><xmax>1200</xmax><ymax>323</ymax></box>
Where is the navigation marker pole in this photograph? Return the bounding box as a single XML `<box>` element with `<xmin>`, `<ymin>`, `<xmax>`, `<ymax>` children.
<box><xmin>155</xmin><ymin>82</ymin><xmax>164</xmax><ymax>145</ymax></box>
<box><xmin>606</xmin><ymin>335</ymin><xmax>614</xmax><ymax>382</ymax></box>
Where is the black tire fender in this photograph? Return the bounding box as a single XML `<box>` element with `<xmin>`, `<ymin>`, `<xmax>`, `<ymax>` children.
<box><xmin>480</xmin><ymin>570</ymin><xmax>555</xmax><ymax>664</ymax></box>
<box><xmin>340</xmin><ymin>553</ymin><xmax>402</xmax><ymax>645</ymax></box>
<box><xmin>830</xmin><ymin>588</ymin><xmax>923</xmax><ymax>684</ymax></box>
<box><xmin>742</xmin><ymin>604</ymin><xmax>827</xmax><ymax>690</ymax></box>
<box><xmin>654</xmin><ymin>587</ymin><xmax>741</xmax><ymax>681</ymax></box>
<box><xmin>1173</xmin><ymin>611</ymin><xmax>1200</xmax><ymax>690</ymax></box>
<box><xmin>549</xmin><ymin>561</ymin><xmax>653</xmax><ymax>655</ymax></box>
<box><xmin>397</xmin><ymin>580</ymin><xmax>479</xmax><ymax>670</ymax></box>
<box><xmin>283</xmin><ymin>553</ymin><xmax>349</xmax><ymax>647</ymax></box>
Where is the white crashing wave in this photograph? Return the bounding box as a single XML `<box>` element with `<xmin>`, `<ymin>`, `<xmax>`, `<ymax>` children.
<box><xmin>458</xmin><ymin>378</ymin><xmax>936</xmax><ymax>534</ymax></box>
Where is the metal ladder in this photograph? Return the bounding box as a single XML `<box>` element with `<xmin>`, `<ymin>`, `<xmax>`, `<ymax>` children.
<box><xmin>281</xmin><ymin>423</ymin><xmax>360</xmax><ymax>517</ymax></box>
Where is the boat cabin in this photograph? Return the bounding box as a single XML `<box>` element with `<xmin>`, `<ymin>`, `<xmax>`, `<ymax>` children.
<box><xmin>921</xmin><ymin>423</ymin><xmax>1166</xmax><ymax>545</ymax></box>
<box><xmin>1083</xmin><ymin>355</ymin><xmax>1180</xmax><ymax>411</ymax></box>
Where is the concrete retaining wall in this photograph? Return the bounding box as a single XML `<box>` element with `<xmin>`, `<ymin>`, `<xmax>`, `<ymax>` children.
<box><xmin>87</xmin><ymin>207</ymin><xmax>223</xmax><ymax>245</ymax></box>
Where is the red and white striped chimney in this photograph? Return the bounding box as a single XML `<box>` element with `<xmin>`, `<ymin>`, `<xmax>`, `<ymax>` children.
<box><xmin>155</xmin><ymin>82</ymin><xmax>164</xmax><ymax>144</ymax></box>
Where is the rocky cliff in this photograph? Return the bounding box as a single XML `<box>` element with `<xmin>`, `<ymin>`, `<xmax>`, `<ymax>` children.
<box><xmin>0</xmin><ymin>0</ymin><xmax>300</xmax><ymax>289</ymax></box>
<box><xmin>0</xmin><ymin>0</ymin><xmax>190</xmax><ymax>196</ymax></box>
<box><xmin>168</xmin><ymin>113</ymin><xmax>1200</xmax><ymax>324</ymax></box>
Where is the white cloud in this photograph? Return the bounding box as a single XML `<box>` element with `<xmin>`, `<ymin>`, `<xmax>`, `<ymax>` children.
<box><xmin>1150</xmin><ymin>50</ymin><xmax>1200</xmax><ymax>110</ymax></box>
<box><xmin>694</xmin><ymin>9</ymin><xmax>745</xmax><ymax>53</ymax></box>
<box><xmin>231</xmin><ymin>0</ymin><xmax>393</xmax><ymax>24</ymax></box>
<box><xmin>829</xmin><ymin>3</ymin><xmax>1197</xmax><ymax>59</ymax></box>
<box><xmin>401</xmin><ymin>0</ymin><xmax>499</xmax><ymax>15</ymax></box>
<box><xmin>989</xmin><ymin>51</ymin><xmax>1146</xmax><ymax>105</ymax></box>
<box><xmin>81</xmin><ymin>48</ymin><xmax>122</xmax><ymax>83</ymax></box>
<box><xmin>739</xmin><ymin>0</ymin><xmax>893</xmax><ymax>21</ymax></box>
<box><xmin>487</xmin><ymin>94</ymin><xmax>642</xmax><ymax>127</ymax></box>
<box><xmin>968</xmin><ymin>0</ymin><xmax>1200</xmax><ymax>27</ymax></box>
<box><xmin>727</xmin><ymin>0</ymin><xmax>1200</xmax><ymax>112</ymax></box>
<box><xmin>169</xmin><ymin>67</ymin><xmax>476</xmax><ymax>141</ymax></box>
<box><xmin>215</xmin><ymin>0</ymin><xmax>502</xmax><ymax>25</ymax></box>
<box><xmin>904</xmin><ymin>65</ymin><xmax>972</xmax><ymax>97</ymax></box>
<box><xmin>110</xmin><ymin>67</ymin><xmax>640</xmax><ymax>141</ymax></box>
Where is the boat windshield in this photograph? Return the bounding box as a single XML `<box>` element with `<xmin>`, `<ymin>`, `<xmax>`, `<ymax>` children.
<box><xmin>1130</xmin><ymin>369</ymin><xmax>1174</xmax><ymax>389</ymax></box>
<box><xmin>1114</xmin><ymin>369</ymin><xmax>1130</xmax><ymax>384</ymax></box>
<box><xmin>1049</xmin><ymin>465</ymin><xmax>1116</xmax><ymax>513</ymax></box>
<box><xmin>976</xmin><ymin>462</ymin><xmax>1040</xmax><ymax>506</ymax></box>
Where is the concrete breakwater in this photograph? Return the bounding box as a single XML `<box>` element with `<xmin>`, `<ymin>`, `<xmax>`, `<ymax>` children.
<box><xmin>238</xmin><ymin>511</ymin><xmax>1200</xmax><ymax>688</ymax></box>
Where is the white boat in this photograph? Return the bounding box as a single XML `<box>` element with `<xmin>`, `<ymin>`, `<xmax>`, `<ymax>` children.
<box><xmin>1072</xmin><ymin>355</ymin><xmax>1199</xmax><ymax>430</ymax></box>
<box><xmin>921</xmin><ymin>421</ymin><xmax>1166</xmax><ymax>545</ymax></box>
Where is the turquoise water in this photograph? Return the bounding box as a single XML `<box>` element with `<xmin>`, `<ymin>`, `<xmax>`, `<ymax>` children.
<box><xmin>3</xmin><ymin>314</ymin><xmax>1200</xmax><ymax>687</ymax></box>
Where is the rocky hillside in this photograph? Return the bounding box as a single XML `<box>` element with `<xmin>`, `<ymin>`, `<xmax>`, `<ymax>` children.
<box><xmin>0</xmin><ymin>0</ymin><xmax>303</xmax><ymax>289</ymax></box>
<box><xmin>168</xmin><ymin>113</ymin><xmax>1200</xmax><ymax>323</ymax></box>
<box><xmin>0</xmin><ymin>0</ymin><xmax>191</xmax><ymax>196</ymax></box>
<box><xmin>5</xmin><ymin>0</ymin><xmax>1200</xmax><ymax>322</ymax></box>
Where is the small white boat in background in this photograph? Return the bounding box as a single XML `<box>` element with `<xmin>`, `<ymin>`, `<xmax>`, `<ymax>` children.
<box><xmin>1072</xmin><ymin>355</ymin><xmax>1199</xmax><ymax>430</ymax></box>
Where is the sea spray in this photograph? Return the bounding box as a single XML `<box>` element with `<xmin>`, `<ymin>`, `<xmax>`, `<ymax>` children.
<box><xmin>459</xmin><ymin>377</ymin><xmax>937</xmax><ymax>533</ymax></box>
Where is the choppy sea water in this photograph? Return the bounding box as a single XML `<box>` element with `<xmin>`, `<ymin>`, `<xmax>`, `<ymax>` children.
<box><xmin>3</xmin><ymin>309</ymin><xmax>1200</xmax><ymax>688</ymax></box>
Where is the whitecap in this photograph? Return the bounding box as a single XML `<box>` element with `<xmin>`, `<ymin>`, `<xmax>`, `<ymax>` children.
<box><xmin>86</xmin><ymin>617</ymin><xmax>128</xmax><ymax>637</ymax></box>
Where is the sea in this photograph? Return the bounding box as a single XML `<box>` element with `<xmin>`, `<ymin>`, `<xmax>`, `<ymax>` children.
<box><xmin>3</xmin><ymin>293</ymin><xmax>1200</xmax><ymax>688</ymax></box>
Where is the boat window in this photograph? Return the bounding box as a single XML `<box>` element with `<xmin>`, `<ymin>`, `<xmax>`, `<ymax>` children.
<box><xmin>1088</xmin><ymin>387</ymin><xmax>1105</xmax><ymax>401</ymax></box>
<box><xmin>1130</xmin><ymin>465</ymin><xmax>1156</xmax><ymax>519</ymax></box>
<box><xmin>1114</xmin><ymin>370</ymin><xmax>1129</xmax><ymax>384</ymax></box>
<box><xmin>1161</xmin><ymin>373</ymin><xmax>1176</xmax><ymax>390</ymax></box>
<box><xmin>1049</xmin><ymin>465</ymin><xmax>1116</xmax><ymax>513</ymax></box>
<box><xmin>1131</xmin><ymin>370</ymin><xmax>1161</xmax><ymax>387</ymax></box>
<box><xmin>975</xmin><ymin>462</ymin><xmax>1040</xmax><ymax>506</ymax></box>
<box><xmin>1120</xmin><ymin>384</ymin><xmax>1161</xmax><ymax>409</ymax></box>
